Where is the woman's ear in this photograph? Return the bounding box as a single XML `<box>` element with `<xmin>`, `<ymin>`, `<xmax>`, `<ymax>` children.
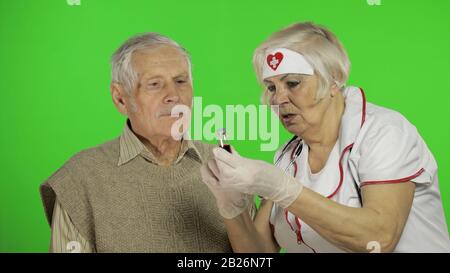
<box><xmin>330</xmin><ymin>83</ymin><xmax>340</xmax><ymax>98</ymax></box>
<box><xmin>110</xmin><ymin>82</ymin><xmax>128</xmax><ymax>116</ymax></box>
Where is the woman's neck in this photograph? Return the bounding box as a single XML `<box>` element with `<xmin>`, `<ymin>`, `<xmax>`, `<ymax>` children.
<box><xmin>304</xmin><ymin>94</ymin><xmax>345</xmax><ymax>173</ymax></box>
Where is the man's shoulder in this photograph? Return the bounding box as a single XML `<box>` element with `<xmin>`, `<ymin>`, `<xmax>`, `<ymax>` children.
<box><xmin>66</xmin><ymin>137</ymin><xmax>120</xmax><ymax>169</ymax></box>
<box><xmin>39</xmin><ymin>137</ymin><xmax>120</xmax><ymax>226</ymax></box>
<box><xmin>45</xmin><ymin>137</ymin><xmax>120</xmax><ymax>185</ymax></box>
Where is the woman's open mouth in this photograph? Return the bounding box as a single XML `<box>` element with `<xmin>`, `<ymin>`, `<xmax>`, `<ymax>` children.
<box><xmin>281</xmin><ymin>113</ymin><xmax>296</xmax><ymax>123</ymax></box>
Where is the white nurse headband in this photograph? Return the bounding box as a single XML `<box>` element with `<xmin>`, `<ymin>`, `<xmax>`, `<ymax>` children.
<box><xmin>262</xmin><ymin>48</ymin><xmax>314</xmax><ymax>80</ymax></box>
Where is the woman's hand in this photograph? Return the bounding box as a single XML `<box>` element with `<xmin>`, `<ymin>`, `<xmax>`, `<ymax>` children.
<box><xmin>200</xmin><ymin>147</ymin><xmax>253</xmax><ymax>219</ymax></box>
<box><xmin>211</xmin><ymin>147</ymin><xmax>303</xmax><ymax>208</ymax></box>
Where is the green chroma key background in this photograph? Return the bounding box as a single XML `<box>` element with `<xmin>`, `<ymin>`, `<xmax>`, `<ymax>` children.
<box><xmin>1</xmin><ymin>0</ymin><xmax>449</xmax><ymax>252</ymax></box>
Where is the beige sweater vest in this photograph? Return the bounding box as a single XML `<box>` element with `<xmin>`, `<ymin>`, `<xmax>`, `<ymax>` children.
<box><xmin>40</xmin><ymin>138</ymin><xmax>232</xmax><ymax>252</ymax></box>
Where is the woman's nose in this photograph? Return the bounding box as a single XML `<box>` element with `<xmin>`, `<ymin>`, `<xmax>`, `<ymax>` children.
<box><xmin>271</xmin><ymin>87</ymin><xmax>289</xmax><ymax>106</ymax></box>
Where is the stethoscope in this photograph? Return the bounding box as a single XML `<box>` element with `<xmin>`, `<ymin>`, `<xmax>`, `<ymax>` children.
<box><xmin>273</xmin><ymin>135</ymin><xmax>317</xmax><ymax>252</ymax></box>
<box><xmin>274</xmin><ymin>135</ymin><xmax>303</xmax><ymax>173</ymax></box>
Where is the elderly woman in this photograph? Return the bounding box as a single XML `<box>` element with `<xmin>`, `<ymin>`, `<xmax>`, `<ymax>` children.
<box><xmin>201</xmin><ymin>22</ymin><xmax>450</xmax><ymax>252</ymax></box>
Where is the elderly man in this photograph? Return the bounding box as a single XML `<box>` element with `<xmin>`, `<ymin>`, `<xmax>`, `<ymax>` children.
<box><xmin>39</xmin><ymin>33</ymin><xmax>234</xmax><ymax>252</ymax></box>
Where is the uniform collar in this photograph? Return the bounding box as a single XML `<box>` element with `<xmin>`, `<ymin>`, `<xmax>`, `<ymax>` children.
<box><xmin>117</xmin><ymin>120</ymin><xmax>203</xmax><ymax>166</ymax></box>
<box><xmin>338</xmin><ymin>86</ymin><xmax>367</xmax><ymax>152</ymax></box>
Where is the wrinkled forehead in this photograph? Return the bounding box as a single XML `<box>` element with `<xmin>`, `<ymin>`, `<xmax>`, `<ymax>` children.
<box><xmin>132</xmin><ymin>46</ymin><xmax>190</xmax><ymax>77</ymax></box>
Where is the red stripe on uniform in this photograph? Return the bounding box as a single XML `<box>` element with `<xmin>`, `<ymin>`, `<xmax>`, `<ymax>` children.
<box><xmin>360</xmin><ymin>168</ymin><xmax>425</xmax><ymax>187</ymax></box>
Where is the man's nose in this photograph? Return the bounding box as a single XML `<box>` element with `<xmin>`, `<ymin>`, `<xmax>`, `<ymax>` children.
<box><xmin>163</xmin><ymin>82</ymin><xmax>180</xmax><ymax>104</ymax></box>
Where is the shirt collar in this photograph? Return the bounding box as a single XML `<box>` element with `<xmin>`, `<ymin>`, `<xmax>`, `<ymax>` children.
<box><xmin>117</xmin><ymin>120</ymin><xmax>203</xmax><ymax>166</ymax></box>
<box><xmin>338</xmin><ymin>86</ymin><xmax>367</xmax><ymax>152</ymax></box>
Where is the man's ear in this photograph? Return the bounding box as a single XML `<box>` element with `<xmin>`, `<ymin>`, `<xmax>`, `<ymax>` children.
<box><xmin>110</xmin><ymin>82</ymin><xmax>128</xmax><ymax>116</ymax></box>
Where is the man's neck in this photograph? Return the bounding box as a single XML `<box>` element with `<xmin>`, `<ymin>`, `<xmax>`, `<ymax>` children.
<box><xmin>138</xmin><ymin>134</ymin><xmax>183</xmax><ymax>166</ymax></box>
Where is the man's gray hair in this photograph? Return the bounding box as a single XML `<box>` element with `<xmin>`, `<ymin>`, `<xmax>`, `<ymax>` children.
<box><xmin>111</xmin><ymin>33</ymin><xmax>192</xmax><ymax>94</ymax></box>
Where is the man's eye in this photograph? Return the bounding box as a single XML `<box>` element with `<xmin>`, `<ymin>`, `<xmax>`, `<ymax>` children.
<box><xmin>267</xmin><ymin>85</ymin><xmax>276</xmax><ymax>92</ymax></box>
<box><xmin>286</xmin><ymin>81</ymin><xmax>300</xmax><ymax>88</ymax></box>
<box><xmin>176</xmin><ymin>80</ymin><xmax>187</xmax><ymax>84</ymax></box>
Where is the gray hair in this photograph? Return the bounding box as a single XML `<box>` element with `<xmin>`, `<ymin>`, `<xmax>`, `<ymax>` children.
<box><xmin>111</xmin><ymin>32</ymin><xmax>192</xmax><ymax>95</ymax></box>
<box><xmin>253</xmin><ymin>22</ymin><xmax>351</xmax><ymax>103</ymax></box>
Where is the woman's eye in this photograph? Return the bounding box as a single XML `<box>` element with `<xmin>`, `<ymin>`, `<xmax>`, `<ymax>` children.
<box><xmin>267</xmin><ymin>85</ymin><xmax>276</xmax><ymax>92</ymax></box>
<box><xmin>147</xmin><ymin>81</ymin><xmax>160</xmax><ymax>88</ymax></box>
<box><xmin>286</xmin><ymin>81</ymin><xmax>300</xmax><ymax>88</ymax></box>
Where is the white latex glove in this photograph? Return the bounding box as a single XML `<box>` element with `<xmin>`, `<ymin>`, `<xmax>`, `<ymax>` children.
<box><xmin>200</xmin><ymin>147</ymin><xmax>253</xmax><ymax>219</ymax></box>
<box><xmin>212</xmin><ymin>147</ymin><xmax>303</xmax><ymax>208</ymax></box>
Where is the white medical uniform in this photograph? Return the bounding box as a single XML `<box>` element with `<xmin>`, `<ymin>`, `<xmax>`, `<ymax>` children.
<box><xmin>270</xmin><ymin>86</ymin><xmax>450</xmax><ymax>253</ymax></box>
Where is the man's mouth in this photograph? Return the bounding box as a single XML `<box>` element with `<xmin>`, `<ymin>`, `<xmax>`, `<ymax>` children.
<box><xmin>161</xmin><ymin>112</ymin><xmax>183</xmax><ymax>119</ymax></box>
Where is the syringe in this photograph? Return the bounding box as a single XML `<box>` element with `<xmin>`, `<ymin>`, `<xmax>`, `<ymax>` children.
<box><xmin>217</xmin><ymin>128</ymin><xmax>232</xmax><ymax>153</ymax></box>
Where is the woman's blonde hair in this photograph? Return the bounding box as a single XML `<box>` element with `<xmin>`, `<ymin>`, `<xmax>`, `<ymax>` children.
<box><xmin>253</xmin><ymin>22</ymin><xmax>351</xmax><ymax>103</ymax></box>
